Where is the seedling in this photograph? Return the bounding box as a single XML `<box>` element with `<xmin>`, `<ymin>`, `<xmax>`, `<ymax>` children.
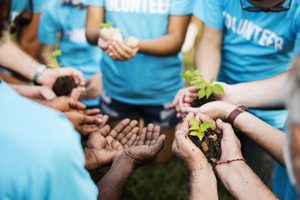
<box><xmin>48</xmin><ymin>49</ymin><xmax>62</xmax><ymax>68</ymax></box>
<box><xmin>99</xmin><ymin>21</ymin><xmax>123</xmax><ymax>42</ymax></box>
<box><xmin>189</xmin><ymin>118</ymin><xmax>213</xmax><ymax>141</ymax></box>
<box><xmin>180</xmin><ymin>69</ymin><xmax>225</xmax><ymax>100</ymax></box>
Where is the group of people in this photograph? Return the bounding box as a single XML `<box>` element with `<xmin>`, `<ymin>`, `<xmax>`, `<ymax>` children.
<box><xmin>0</xmin><ymin>0</ymin><xmax>300</xmax><ymax>199</ymax></box>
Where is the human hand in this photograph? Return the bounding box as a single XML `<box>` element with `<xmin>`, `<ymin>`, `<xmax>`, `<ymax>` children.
<box><xmin>173</xmin><ymin>113</ymin><xmax>213</xmax><ymax>171</ymax></box>
<box><xmin>216</xmin><ymin>119</ymin><xmax>243</xmax><ymax>162</ymax></box>
<box><xmin>106</xmin><ymin>37</ymin><xmax>139</xmax><ymax>61</ymax></box>
<box><xmin>37</xmin><ymin>86</ymin><xmax>57</xmax><ymax>100</ymax></box>
<box><xmin>85</xmin><ymin>119</ymin><xmax>139</xmax><ymax>170</ymax></box>
<box><xmin>37</xmin><ymin>67</ymin><xmax>85</xmax><ymax>88</ymax></box>
<box><xmin>82</xmin><ymin>72</ymin><xmax>102</xmax><ymax>100</ymax></box>
<box><xmin>48</xmin><ymin>87</ymin><xmax>86</xmax><ymax>112</ymax></box>
<box><xmin>65</xmin><ymin>111</ymin><xmax>107</xmax><ymax>136</ymax></box>
<box><xmin>121</xmin><ymin>124</ymin><xmax>165</xmax><ymax>165</ymax></box>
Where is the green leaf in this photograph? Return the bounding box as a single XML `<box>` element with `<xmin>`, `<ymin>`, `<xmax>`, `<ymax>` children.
<box><xmin>180</xmin><ymin>70</ymin><xmax>193</xmax><ymax>82</ymax></box>
<box><xmin>209</xmin><ymin>77</ymin><xmax>215</xmax><ymax>84</ymax></box>
<box><xmin>200</xmin><ymin>121</ymin><xmax>213</xmax><ymax>132</ymax></box>
<box><xmin>197</xmin><ymin>131</ymin><xmax>205</xmax><ymax>141</ymax></box>
<box><xmin>100</xmin><ymin>21</ymin><xmax>113</xmax><ymax>29</ymax></box>
<box><xmin>194</xmin><ymin>69</ymin><xmax>202</xmax><ymax>77</ymax></box>
<box><xmin>194</xmin><ymin>80</ymin><xmax>207</xmax><ymax>89</ymax></box>
<box><xmin>189</xmin><ymin>118</ymin><xmax>199</xmax><ymax>128</ymax></box>
<box><xmin>189</xmin><ymin>131</ymin><xmax>199</xmax><ymax>137</ymax></box>
<box><xmin>205</xmin><ymin>86</ymin><xmax>213</xmax><ymax>99</ymax></box>
<box><xmin>51</xmin><ymin>49</ymin><xmax>62</xmax><ymax>58</ymax></box>
<box><xmin>212</xmin><ymin>84</ymin><xmax>225</xmax><ymax>95</ymax></box>
<box><xmin>198</xmin><ymin>89</ymin><xmax>206</xmax><ymax>99</ymax></box>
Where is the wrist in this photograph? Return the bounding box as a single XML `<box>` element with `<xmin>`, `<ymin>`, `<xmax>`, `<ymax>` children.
<box><xmin>215</xmin><ymin>158</ymin><xmax>246</xmax><ymax>179</ymax></box>
<box><xmin>33</xmin><ymin>64</ymin><xmax>47</xmax><ymax>85</ymax></box>
<box><xmin>188</xmin><ymin>160</ymin><xmax>214</xmax><ymax>175</ymax></box>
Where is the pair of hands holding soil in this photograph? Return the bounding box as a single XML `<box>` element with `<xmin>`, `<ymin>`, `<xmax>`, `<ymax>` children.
<box><xmin>173</xmin><ymin>112</ymin><xmax>243</xmax><ymax>176</ymax></box>
<box><xmin>84</xmin><ymin>119</ymin><xmax>166</xmax><ymax>171</ymax></box>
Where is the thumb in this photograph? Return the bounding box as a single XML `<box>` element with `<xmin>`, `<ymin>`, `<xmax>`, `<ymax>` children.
<box><xmin>70</xmin><ymin>87</ymin><xmax>85</xmax><ymax>100</ymax></box>
<box><xmin>152</xmin><ymin>135</ymin><xmax>166</xmax><ymax>153</ymax></box>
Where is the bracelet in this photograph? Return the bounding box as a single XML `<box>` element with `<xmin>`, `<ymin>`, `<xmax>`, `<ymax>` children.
<box><xmin>226</xmin><ymin>105</ymin><xmax>248</xmax><ymax>125</ymax></box>
<box><xmin>33</xmin><ymin>64</ymin><xmax>47</xmax><ymax>85</ymax></box>
<box><xmin>216</xmin><ymin>158</ymin><xmax>245</xmax><ymax>166</ymax></box>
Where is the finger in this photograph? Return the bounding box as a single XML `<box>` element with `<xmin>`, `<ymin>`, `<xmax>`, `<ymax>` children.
<box><xmin>136</xmin><ymin>127</ymin><xmax>146</xmax><ymax>145</ymax></box>
<box><xmin>184</xmin><ymin>96</ymin><xmax>195</xmax><ymax>104</ymax></box>
<box><xmin>60</xmin><ymin>68</ymin><xmax>85</xmax><ymax>86</ymax></box>
<box><xmin>40</xmin><ymin>88</ymin><xmax>57</xmax><ymax>100</ymax></box>
<box><xmin>197</xmin><ymin>113</ymin><xmax>216</xmax><ymax>130</ymax></box>
<box><xmin>145</xmin><ymin>124</ymin><xmax>154</xmax><ymax>145</ymax></box>
<box><xmin>98</xmin><ymin>125</ymin><xmax>111</xmax><ymax>137</ymax></box>
<box><xmin>110</xmin><ymin>119</ymin><xmax>131</xmax><ymax>138</ymax></box>
<box><xmin>123</xmin><ymin>127</ymin><xmax>139</xmax><ymax>147</ymax></box>
<box><xmin>82</xmin><ymin>115</ymin><xmax>102</xmax><ymax>125</ymax></box>
<box><xmin>81</xmin><ymin>125</ymin><xmax>100</xmax><ymax>136</ymax></box>
<box><xmin>83</xmin><ymin>109</ymin><xmax>100</xmax><ymax>116</ymax></box>
<box><xmin>170</xmin><ymin>92</ymin><xmax>180</xmax><ymax>108</ymax></box>
<box><xmin>119</xmin><ymin>120</ymin><xmax>138</xmax><ymax>139</ymax></box>
<box><xmin>70</xmin><ymin>87</ymin><xmax>85</xmax><ymax>100</ymax></box>
<box><xmin>151</xmin><ymin>135</ymin><xmax>166</xmax><ymax>154</ymax></box>
<box><xmin>119</xmin><ymin>41</ymin><xmax>135</xmax><ymax>55</ymax></box>
<box><xmin>150</xmin><ymin>125</ymin><xmax>161</xmax><ymax>145</ymax></box>
<box><xmin>99</xmin><ymin>115</ymin><xmax>109</xmax><ymax>128</ymax></box>
<box><xmin>183</xmin><ymin>112</ymin><xmax>195</xmax><ymax>124</ymax></box>
<box><xmin>113</xmin><ymin>41</ymin><xmax>132</xmax><ymax>59</ymax></box>
<box><xmin>125</xmin><ymin>131</ymin><xmax>138</xmax><ymax>148</ymax></box>
<box><xmin>216</xmin><ymin>119</ymin><xmax>235</xmax><ymax>140</ymax></box>
<box><xmin>69</xmin><ymin>100</ymin><xmax>86</xmax><ymax>110</ymax></box>
<box><xmin>109</xmin><ymin>43</ymin><xmax>127</xmax><ymax>60</ymax></box>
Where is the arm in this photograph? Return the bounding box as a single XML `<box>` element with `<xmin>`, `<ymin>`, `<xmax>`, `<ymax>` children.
<box><xmin>138</xmin><ymin>15</ymin><xmax>191</xmax><ymax>56</ymax></box>
<box><xmin>85</xmin><ymin>6</ymin><xmax>104</xmax><ymax>45</ymax></box>
<box><xmin>17</xmin><ymin>13</ymin><xmax>41</xmax><ymax>59</ymax></box>
<box><xmin>10</xmin><ymin>84</ymin><xmax>56</xmax><ymax>100</ymax></box>
<box><xmin>216</xmin><ymin>161</ymin><xmax>278</xmax><ymax>200</ymax></box>
<box><xmin>195</xmin><ymin>24</ymin><xmax>223</xmax><ymax>80</ymax></box>
<box><xmin>194</xmin><ymin>102</ymin><xmax>285</xmax><ymax>165</ymax></box>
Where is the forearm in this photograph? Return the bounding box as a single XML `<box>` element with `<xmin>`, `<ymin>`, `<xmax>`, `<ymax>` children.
<box><xmin>0</xmin><ymin>39</ymin><xmax>40</xmax><ymax>81</ymax></box>
<box><xmin>189</xmin><ymin>168</ymin><xmax>218</xmax><ymax>200</ymax></box>
<box><xmin>97</xmin><ymin>154</ymin><xmax>135</xmax><ymax>200</ymax></box>
<box><xmin>234</xmin><ymin>111</ymin><xmax>285</xmax><ymax>165</ymax></box>
<box><xmin>86</xmin><ymin>6</ymin><xmax>104</xmax><ymax>45</ymax></box>
<box><xmin>230</xmin><ymin>72</ymin><xmax>288</xmax><ymax>108</ymax></box>
<box><xmin>216</xmin><ymin>162</ymin><xmax>277</xmax><ymax>200</ymax></box>
<box><xmin>139</xmin><ymin>35</ymin><xmax>184</xmax><ymax>56</ymax></box>
<box><xmin>10</xmin><ymin>84</ymin><xmax>41</xmax><ymax>98</ymax></box>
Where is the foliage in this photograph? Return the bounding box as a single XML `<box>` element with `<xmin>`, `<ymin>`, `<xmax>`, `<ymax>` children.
<box><xmin>189</xmin><ymin>118</ymin><xmax>213</xmax><ymax>141</ymax></box>
<box><xmin>99</xmin><ymin>21</ymin><xmax>113</xmax><ymax>29</ymax></box>
<box><xmin>180</xmin><ymin>69</ymin><xmax>225</xmax><ymax>99</ymax></box>
<box><xmin>48</xmin><ymin>49</ymin><xmax>62</xmax><ymax>68</ymax></box>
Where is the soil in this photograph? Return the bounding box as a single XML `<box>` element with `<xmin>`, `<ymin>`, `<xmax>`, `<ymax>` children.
<box><xmin>52</xmin><ymin>76</ymin><xmax>78</xmax><ymax>96</ymax></box>
<box><xmin>189</xmin><ymin>128</ymin><xmax>223</xmax><ymax>165</ymax></box>
<box><xmin>191</xmin><ymin>96</ymin><xmax>217</xmax><ymax>108</ymax></box>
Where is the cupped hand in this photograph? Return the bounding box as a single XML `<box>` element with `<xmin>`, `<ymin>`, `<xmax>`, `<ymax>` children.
<box><xmin>37</xmin><ymin>86</ymin><xmax>57</xmax><ymax>100</ymax></box>
<box><xmin>85</xmin><ymin>119</ymin><xmax>139</xmax><ymax>170</ymax></box>
<box><xmin>216</xmin><ymin>119</ymin><xmax>243</xmax><ymax>162</ymax></box>
<box><xmin>38</xmin><ymin>67</ymin><xmax>85</xmax><ymax>88</ymax></box>
<box><xmin>173</xmin><ymin>113</ymin><xmax>214</xmax><ymax>171</ymax></box>
<box><xmin>106</xmin><ymin>39</ymin><xmax>139</xmax><ymax>61</ymax></box>
<box><xmin>82</xmin><ymin>72</ymin><xmax>102</xmax><ymax>100</ymax></box>
<box><xmin>65</xmin><ymin>111</ymin><xmax>105</xmax><ymax>136</ymax></box>
<box><xmin>124</xmin><ymin>124</ymin><xmax>165</xmax><ymax>165</ymax></box>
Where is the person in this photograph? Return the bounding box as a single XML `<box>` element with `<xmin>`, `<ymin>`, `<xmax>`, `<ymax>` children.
<box><xmin>172</xmin><ymin>55</ymin><xmax>300</xmax><ymax>199</ymax></box>
<box><xmin>39</xmin><ymin>0</ymin><xmax>103</xmax><ymax>108</ymax></box>
<box><xmin>190</xmin><ymin>0</ymin><xmax>300</xmax><ymax>194</ymax></box>
<box><xmin>83</xmin><ymin>0</ymin><xmax>195</xmax><ymax>163</ymax></box>
<box><xmin>0</xmin><ymin>77</ymin><xmax>166</xmax><ymax>200</ymax></box>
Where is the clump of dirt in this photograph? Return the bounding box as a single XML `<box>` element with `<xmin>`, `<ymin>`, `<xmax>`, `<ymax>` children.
<box><xmin>191</xmin><ymin>96</ymin><xmax>217</xmax><ymax>108</ymax></box>
<box><xmin>52</xmin><ymin>76</ymin><xmax>78</xmax><ymax>96</ymax></box>
<box><xmin>189</xmin><ymin>128</ymin><xmax>222</xmax><ymax>165</ymax></box>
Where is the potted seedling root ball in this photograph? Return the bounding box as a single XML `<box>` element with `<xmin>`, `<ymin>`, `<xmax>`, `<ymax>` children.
<box><xmin>180</xmin><ymin>69</ymin><xmax>225</xmax><ymax>107</ymax></box>
<box><xmin>49</xmin><ymin>49</ymin><xmax>79</xmax><ymax>96</ymax></box>
<box><xmin>188</xmin><ymin>118</ymin><xmax>222</xmax><ymax>165</ymax></box>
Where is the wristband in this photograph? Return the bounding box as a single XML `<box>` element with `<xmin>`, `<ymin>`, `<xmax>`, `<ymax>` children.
<box><xmin>33</xmin><ymin>64</ymin><xmax>47</xmax><ymax>85</ymax></box>
<box><xmin>216</xmin><ymin>158</ymin><xmax>245</xmax><ymax>166</ymax></box>
<box><xmin>226</xmin><ymin>105</ymin><xmax>248</xmax><ymax>125</ymax></box>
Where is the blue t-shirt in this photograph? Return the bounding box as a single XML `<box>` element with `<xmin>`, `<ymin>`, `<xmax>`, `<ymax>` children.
<box><xmin>82</xmin><ymin>0</ymin><xmax>194</xmax><ymax>105</ymax></box>
<box><xmin>39</xmin><ymin>0</ymin><xmax>102</xmax><ymax>106</ymax></box>
<box><xmin>10</xmin><ymin>0</ymin><xmax>47</xmax><ymax>22</ymax></box>
<box><xmin>0</xmin><ymin>80</ymin><xmax>98</xmax><ymax>200</ymax></box>
<box><xmin>194</xmin><ymin>0</ymin><xmax>300</xmax><ymax>129</ymax></box>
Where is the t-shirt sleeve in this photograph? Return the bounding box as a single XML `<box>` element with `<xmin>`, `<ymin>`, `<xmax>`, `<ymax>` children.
<box><xmin>293</xmin><ymin>9</ymin><xmax>300</xmax><ymax>55</ymax></box>
<box><xmin>193</xmin><ymin>0</ymin><xmax>224</xmax><ymax>30</ymax></box>
<box><xmin>170</xmin><ymin>0</ymin><xmax>195</xmax><ymax>16</ymax></box>
<box><xmin>38</xmin><ymin>4</ymin><xmax>59</xmax><ymax>45</ymax></box>
<box><xmin>81</xmin><ymin>0</ymin><xmax>104</xmax><ymax>7</ymax></box>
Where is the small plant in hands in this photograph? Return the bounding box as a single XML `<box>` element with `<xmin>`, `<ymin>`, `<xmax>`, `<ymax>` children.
<box><xmin>99</xmin><ymin>22</ymin><xmax>123</xmax><ymax>49</ymax></box>
<box><xmin>49</xmin><ymin>49</ymin><xmax>79</xmax><ymax>96</ymax></box>
<box><xmin>180</xmin><ymin>69</ymin><xmax>225</xmax><ymax>107</ymax></box>
<box><xmin>188</xmin><ymin>118</ymin><xmax>222</xmax><ymax>165</ymax></box>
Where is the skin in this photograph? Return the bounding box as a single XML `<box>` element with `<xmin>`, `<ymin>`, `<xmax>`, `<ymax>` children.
<box><xmin>17</xmin><ymin>12</ymin><xmax>41</xmax><ymax>59</ymax></box>
<box><xmin>247</xmin><ymin>0</ymin><xmax>287</xmax><ymax>10</ymax></box>
<box><xmin>10</xmin><ymin>84</ymin><xmax>56</xmax><ymax>100</ymax></box>
<box><xmin>289</xmin><ymin>125</ymin><xmax>300</xmax><ymax>189</ymax></box>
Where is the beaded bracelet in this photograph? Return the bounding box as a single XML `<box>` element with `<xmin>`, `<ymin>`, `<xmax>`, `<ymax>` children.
<box><xmin>216</xmin><ymin>158</ymin><xmax>245</xmax><ymax>166</ymax></box>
